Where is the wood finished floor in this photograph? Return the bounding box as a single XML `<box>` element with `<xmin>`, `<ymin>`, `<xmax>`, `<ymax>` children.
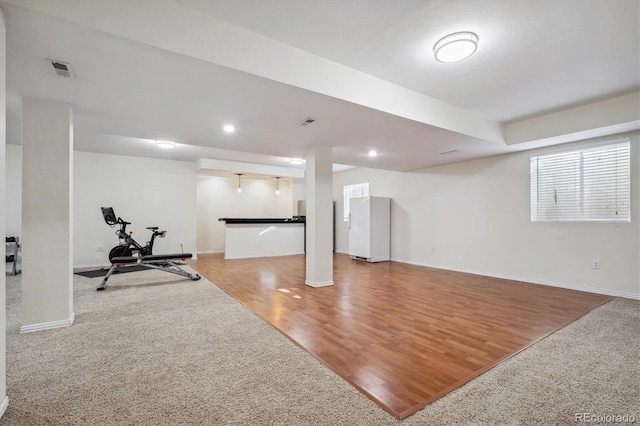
<box><xmin>190</xmin><ymin>253</ymin><xmax>612</xmax><ymax>419</ymax></box>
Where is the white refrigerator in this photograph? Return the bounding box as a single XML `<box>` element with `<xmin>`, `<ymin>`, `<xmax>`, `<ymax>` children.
<box><xmin>348</xmin><ymin>196</ymin><xmax>390</xmax><ymax>262</ymax></box>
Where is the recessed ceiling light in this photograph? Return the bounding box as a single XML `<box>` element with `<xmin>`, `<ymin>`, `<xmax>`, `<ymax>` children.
<box><xmin>155</xmin><ymin>140</ymin><xmax>175</xmax><ymax>149</ymax></box>
<box><xmin>434</xmin><ymin>32</ymin><xmax>478</xmax><ymax>63</ymax></box>
<box><xmin>368</xmin><ymin>150</ymin><xmax>378</xmax><ymax>158</ymax></box>
<box><xmin>223</xmin><ymin>124</ymin><xmax>236</xmax><ymax>133</ymax></box>
<box><xmin>289</xmin><ymin>158</ymin><xmax>305</xmax><ymax>165</ymax></box>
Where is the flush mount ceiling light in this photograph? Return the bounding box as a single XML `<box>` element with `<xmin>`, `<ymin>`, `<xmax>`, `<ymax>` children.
<box><xmin>368</xmin><ymin>150</ymin><xmax>378</xmax><ymax>158</ymax></box>
<box><xmin>434</xmin><ymin>32</ymin><xmax>478</xmax><ymax>63</ymax></box>
<box><xmin>223</xmin><ymin>124</ymin><xmax>236</xmax><ymax>133</ymax></box>
<box><xmin>289</xmin><ymin>158</ymin><xmax>305</xmax><ymax>165</ymax></box>
<box><xmin>155</xmin><ymin>140</ymin><xmax>175</xmax><ymax>149</ymax></box>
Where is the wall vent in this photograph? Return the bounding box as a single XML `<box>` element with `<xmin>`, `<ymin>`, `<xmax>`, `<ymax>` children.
<box><xmin>439</xmin><ymin>149</ymin><xmax>459</xmax><ymax>155</ymax></box>
<box><xmin>46</xmin><ymin>59</ymin><xmax>75</xmax><ymax>79</ymax></box>
<box><xmin>297</xmin><ymin>117</ymin><xmax>316</xmax><ymax>127</ymax></box>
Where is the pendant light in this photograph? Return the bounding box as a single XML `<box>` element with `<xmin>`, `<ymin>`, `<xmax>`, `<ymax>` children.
<box><xmin>275</xmin><ymin>177</ymin><xmax>280</xmax><ymax>195</ymax></box>
<box><xmin>236</xmin><ymin>173</ymin><xmax>243</xmax><ymax>193</ymax></box>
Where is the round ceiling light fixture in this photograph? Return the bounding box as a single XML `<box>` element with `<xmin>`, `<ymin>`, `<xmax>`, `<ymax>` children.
<box><xmin>433</xmin><ymin>32</ymin><xmax>478</xmax><ymax>63</ymax></box>
<box><xmin>223</xmin><ymin>124</ymin><xmax>236</xmax><ymax>133</ymax></box>
<box><xmin>155</xmin><ymin>140</ymin><xmax>175</xmax><ymax>149</ymax></box>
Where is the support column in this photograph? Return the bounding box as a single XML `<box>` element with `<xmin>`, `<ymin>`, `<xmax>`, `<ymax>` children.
<box><xmin>20</xmin><ymin>97</ymin><xmax>74</xmax><ymax>333</ymax></box>
<box><xmin>305</xmin><ymin>145</ymin><xmax>334</xmax><ymax>287</ymax></box>
<box><xmin>0</xmin><ymin>7</ymin><xmax>8</xmax><ymax>417</ymax></box>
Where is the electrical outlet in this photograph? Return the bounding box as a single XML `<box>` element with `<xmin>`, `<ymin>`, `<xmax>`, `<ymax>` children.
<box><xmin>592</xmin><ymin>259</ymin><xmax>600</xmax><ymax>269</ymax></box>
<box><xmin>97</xmin><ymin>245</ymin><xmax>105</xmax><ymax>252</ymax></box>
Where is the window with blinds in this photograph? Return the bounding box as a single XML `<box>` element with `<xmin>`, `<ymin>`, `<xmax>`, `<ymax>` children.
<box><xmin>530</xmin><ymin>140</ymin><xmax>631</xmax><ymax>222</ymax></box>
<box><xmin>343</xmin><ymin>182</ymin><xmax>369</xmax><ymax>221</ymax></box>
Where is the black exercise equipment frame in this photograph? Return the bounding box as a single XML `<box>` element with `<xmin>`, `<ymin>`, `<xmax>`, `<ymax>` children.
<box><xmin>97</xmin><ymin>253</ymin><xmax>201</xmax><ymax>291</ymax></box>
<box><xmin>101</xmin><ymin>207</ymin><xmax>166</xmax><ymax>261</ymax></box>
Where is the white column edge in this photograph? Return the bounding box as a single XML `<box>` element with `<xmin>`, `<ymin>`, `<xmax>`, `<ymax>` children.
<box><xmin>19</xmin><ymin>312</ymin><xmax>75</xmax><ymax>334</ymax></box>
<box><xmin>304</xmin><ymin>280</ymin><xmax>334</xmax><ymax>288</ymax></box>
<box><xmin>0</xmin><ymin>396</ymin><xmax>8</xmax><ymax>418</ymax></box>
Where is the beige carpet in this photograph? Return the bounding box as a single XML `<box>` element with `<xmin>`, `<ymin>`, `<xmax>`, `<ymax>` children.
<box><xmin>1</xmin><ymin>268</ymin><xmax>638</xmax><ymax>425</ymax></box>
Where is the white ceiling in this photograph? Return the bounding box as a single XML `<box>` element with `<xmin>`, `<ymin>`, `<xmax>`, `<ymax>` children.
<box><xmin>2</xmin><ymin>0</ymin><xmax>639</xmax><ymax>174</ymax></box>
<box><xmin>176</xmin><ymin>0</ymin><xmax>640</xmax><ymax>123</ymax></box>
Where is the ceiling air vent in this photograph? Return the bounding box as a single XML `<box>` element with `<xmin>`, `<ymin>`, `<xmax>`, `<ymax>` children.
<box><xmin>439</xmin><ymin>149</ymin><xmax>460</xmax><ymax>155</ymax></box>
<box><xmin>46</xmin><ymin>59</ymin><xmax>75</xmax><ymax>79</ymax></box>
<box><xmin>297</xmin><ymin>117</ymin><xmax>316</xmax><ymax>127</ymax></box>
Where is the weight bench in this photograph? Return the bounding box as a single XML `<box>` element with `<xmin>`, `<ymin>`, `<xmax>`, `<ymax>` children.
<box><xmin>6</xmin><ymin>236</ymin><xmax>21</xmax><ymax>276</ymax></box>
<box><xmin>97</xmin><ymin>253</ymin><xmax>201</xmax><ymax>291</ymax></box>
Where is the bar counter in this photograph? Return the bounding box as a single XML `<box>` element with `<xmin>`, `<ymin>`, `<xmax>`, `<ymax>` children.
<box><xmin>218</xmin><ymin>217</ymin><xmax>305</xmax><ymax>259</ymax></box>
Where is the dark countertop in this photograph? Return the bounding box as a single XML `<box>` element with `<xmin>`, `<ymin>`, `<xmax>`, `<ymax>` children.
<box><xmin>218</xmin><ymin>217</ymin><xmax>306</xmax><ymax>224</ymax></box>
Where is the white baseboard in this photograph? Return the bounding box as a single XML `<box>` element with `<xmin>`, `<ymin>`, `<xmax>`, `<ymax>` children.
<box><xmin>74</xmin><ymin>263</ymin><xmax>109</xmax><ymax>270</ymax></box>
<box><xmin>305</xmin><ymin>280</ymin><xmax>334</xmax><ymax>288</ymax></box>
<box><xmin>389</xmin><ymin>257</ymin><xmax>640</xmax><ymax>300</ymax></box>
<box><xmin>0</xmin><ymin>396</ymin><xmax>9</xmax><ymax>418</ymax></box>
<box><xmin>19</xmin><ymin>312</ymin><xmax>75</xmax><ymax>334</ymax></box>
<box><xmin>198</xmin><ymin>250</ymin><xmax>225</xmax><ymax>254</ymax></box>
<box><xmin>509</xmin><ymin>275</ymin><xmax>640</xmax><ymax>300</ymax></box>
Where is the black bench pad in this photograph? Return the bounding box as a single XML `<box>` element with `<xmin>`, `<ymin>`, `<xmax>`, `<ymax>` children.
<box><xmin>111</xmin><ymin>253</ymin><xmax>193</xmax><ymax>264</ymax></box>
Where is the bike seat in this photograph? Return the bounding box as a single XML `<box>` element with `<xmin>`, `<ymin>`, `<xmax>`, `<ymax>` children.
<box><xmin>146</xmin><ymin>227</ymin><xmax>159</xmax><ymax>231</ymax></box>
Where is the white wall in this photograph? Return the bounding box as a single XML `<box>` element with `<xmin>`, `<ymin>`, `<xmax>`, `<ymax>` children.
<box><xmin>334</xmin><ymin>132</ymin><xmax>640</xmax><ymax>298</ymax></box>
<box><xmin>7</xmin><ymin>148</ymin><xmax>294</xmax><ymax>266</ymax></box>
<box><xmin>292</xmin><ymin>179</ymin><xmax>306</xmax><ymax>215</ymax></box>
<box><xmin>197</xmin><ymin>175</ymin><xmax>293</xmax><ymax>254</ymax></box>
<box><xmin>5</xmin><ymin>144</ymin><xmax>20</xmax><ymax>238</ymax></box>
<box><xmin>6</xmin><ymin>134</ymin><xmax>638</xmax><ymax>296</ymax></box>
<box><xmin>74</xmin><ymin>151</ymin><xmax>197</xmax><ymax>267</ymax></box>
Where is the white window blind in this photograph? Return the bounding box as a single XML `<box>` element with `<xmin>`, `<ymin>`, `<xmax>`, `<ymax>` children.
<box><xmin>343</xmin><ymin>182</ymin><xmax>369</xmax><ymax>221</ymax></box>
<box><xmin>530</xmin><ymin>140</ymin><xmax>630</xmax><ymax>222</ymax></box>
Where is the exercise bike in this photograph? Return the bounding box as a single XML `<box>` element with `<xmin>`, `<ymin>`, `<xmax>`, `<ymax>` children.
<box><xmin>101</xmin><ymin>207</ymin><xmax>166</xmax><ymax>262</ymax></box>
